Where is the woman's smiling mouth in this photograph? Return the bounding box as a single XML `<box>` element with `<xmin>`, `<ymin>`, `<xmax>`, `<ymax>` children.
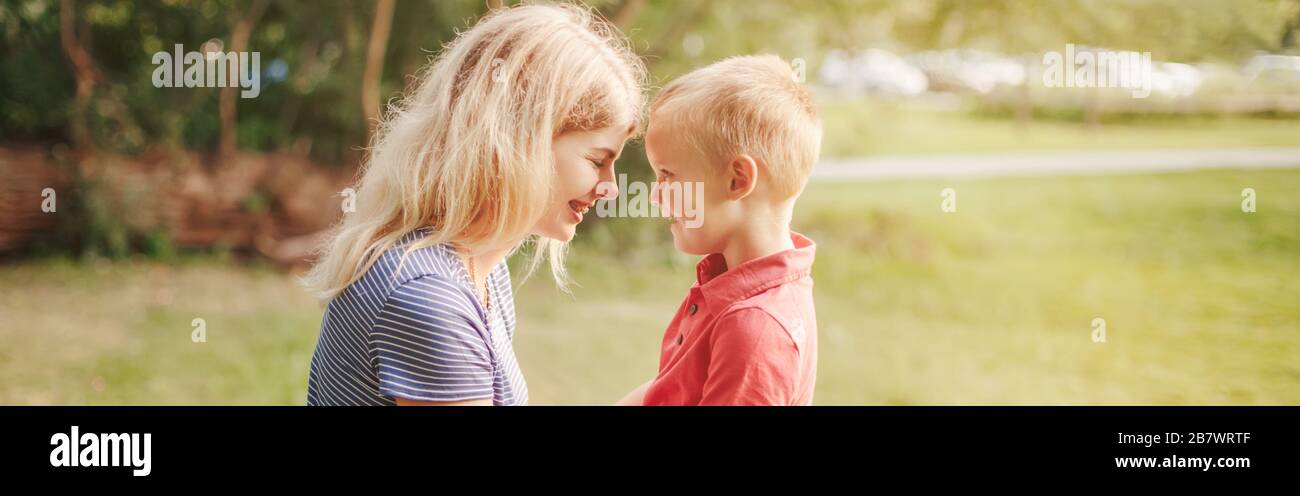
<box><xmin>568</xmin><ymin>199</ymin><xmax>593</xmax><ymax>222</ymax></box>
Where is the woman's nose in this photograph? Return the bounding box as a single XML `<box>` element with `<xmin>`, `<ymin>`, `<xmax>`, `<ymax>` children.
<box><xmin>596</xmin><ymin>180</ymin><xmax>618</xmax><ymax>200</ymax></box>
<box><xmin>596</xmin><ymin>164</ymin><xmax>619</xmax><ymax>200</ymax></box>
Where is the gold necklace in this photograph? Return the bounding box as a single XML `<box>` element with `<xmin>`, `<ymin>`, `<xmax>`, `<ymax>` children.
<box><xmin>466</xmin><ymin>255</ymin><xmax>491</xmax><ymax>312</ymax></box>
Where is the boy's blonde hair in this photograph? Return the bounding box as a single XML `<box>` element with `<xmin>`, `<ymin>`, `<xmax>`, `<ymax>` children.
<box><xmin>303</xmin><ymin>3</ymin><xmax>646</xmax><ymax>301</ymax></box>
<box><xmin>650</xmin><ymin>55</ymin><xmax>821</xmax><ymax>201</ymax></box>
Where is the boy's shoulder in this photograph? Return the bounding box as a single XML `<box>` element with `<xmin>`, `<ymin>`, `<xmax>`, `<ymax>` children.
<box><xmin>714</xmin><ymin>277</ymin><xmax>816</xmax><ymax>353</ymax></box>
<box><xmin>692</xmin><ymin>231</ymin><xmax>818</xmax><ymax>352</ymax></box>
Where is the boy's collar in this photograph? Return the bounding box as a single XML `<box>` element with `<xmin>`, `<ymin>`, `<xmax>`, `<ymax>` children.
<box><xmin>693</xmin><ymin>232</ymin><xmax>816</xmax><ymax>309</ymax></box>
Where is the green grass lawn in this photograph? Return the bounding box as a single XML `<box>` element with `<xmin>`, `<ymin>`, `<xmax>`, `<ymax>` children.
<box><xmin>819</xmin><ymin>98</ymin><xmax>1300</xmax><ymax>157</ymax></box>
<box><xmin>2</xmin><ymin>167</ymin><xmax>1298</xmax><ymax>405</ymax></box>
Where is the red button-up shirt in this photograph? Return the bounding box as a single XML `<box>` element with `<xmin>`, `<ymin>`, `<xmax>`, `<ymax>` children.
<box><xmin>643</xmin><ymin>232</ymin><xmax>818</xmax><ymax>406</ymax></box>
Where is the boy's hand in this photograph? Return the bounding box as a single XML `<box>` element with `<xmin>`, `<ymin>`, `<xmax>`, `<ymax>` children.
<box><xmin>615</xmin><ymin>379</ymin><xmax>654</xmax><ymax>406</ymax></box>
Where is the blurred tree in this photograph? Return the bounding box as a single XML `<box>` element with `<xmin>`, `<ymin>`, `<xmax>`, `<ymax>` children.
<box><xmin>57</xmin><ymin>0</ymin><xmax>142</xmax><ymax>156</ymax></box>
<box><xmin>360</xmin><ymin>0</ymin><xmax>393</xmax><ymax>141</ymax></box>
<box><xmin>219</xmin><ymin>0</ymin><xmax>269</xmax><ymax>162</ymax></box>
<box><xmin>3</xmin><ymin>0</ymin><xmax>1297</xmax><ymax>163</ymax></box>
<box><xmin>3</xmin><ymin>0</ymin><xmax>1298</xmax><ymax>259</ymax></box>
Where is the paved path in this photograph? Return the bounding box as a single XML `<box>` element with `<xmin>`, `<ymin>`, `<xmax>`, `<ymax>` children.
<box><xmin>812</xmin><ymin>147</ymin><xmax>1300</xmax><ymax>181</ymax></box>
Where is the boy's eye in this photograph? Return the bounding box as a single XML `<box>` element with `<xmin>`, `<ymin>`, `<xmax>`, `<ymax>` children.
<box><xmin>590</xmin><ymin>159</ymin><xmax>604</xmax><ymax>168</ymax></box>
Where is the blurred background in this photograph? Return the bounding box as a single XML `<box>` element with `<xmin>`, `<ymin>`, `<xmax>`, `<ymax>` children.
<box><xmin>1</xmin><ymin>0</ymin><xmax>1298</xmax><ymax>405</ymax></box>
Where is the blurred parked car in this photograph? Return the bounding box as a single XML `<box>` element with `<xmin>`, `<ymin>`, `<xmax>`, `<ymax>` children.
<box><xmin>907</xmin><ymin>49</ymin><xmax>1026</xmax><ymax>94</ymax></box>
<box><xmin>1242</xmin><ymin>53</ymin><xmax>1300</xmax><ymax>93</ymax></box>
<box><xmin>820</xmin><ymin>48</ymin><xmax>929</xmax><ymax>96</ymax></box>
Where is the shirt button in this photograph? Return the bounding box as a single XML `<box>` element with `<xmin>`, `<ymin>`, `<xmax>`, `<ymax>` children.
<box><xmin>676</xmin><ymin>334</ymin><xmax>683</xmax><ymax>345</ymax></box>
<box><xmin>688</xmin><ymin>303</ymin><xmax>698</xmax><ymax>315</ymax></box>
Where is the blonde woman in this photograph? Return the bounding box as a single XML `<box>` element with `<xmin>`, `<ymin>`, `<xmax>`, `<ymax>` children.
<box><xmin>303</xmin><ymin>4</ymin><xmax>645</xmax><ymax>406</ymax></box>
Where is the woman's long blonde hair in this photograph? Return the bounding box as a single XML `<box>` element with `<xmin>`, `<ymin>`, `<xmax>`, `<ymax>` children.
<box><xmin>303</xmin><ymin>2</ymin><xmax>646</xmax><ymax>301</ymax></box>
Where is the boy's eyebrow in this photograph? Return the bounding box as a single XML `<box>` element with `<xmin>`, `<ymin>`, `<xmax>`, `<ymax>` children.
<box><xmin>594</xmin><ymin>147</ymin><xmax>618</xmax><ymax>159</ymax></box>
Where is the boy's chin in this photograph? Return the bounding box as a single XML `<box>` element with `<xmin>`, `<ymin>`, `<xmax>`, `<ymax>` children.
<box><xmin>669</xmin><ymin>228</ymin><xmax>711</xmax><ymax>256</ymax></box>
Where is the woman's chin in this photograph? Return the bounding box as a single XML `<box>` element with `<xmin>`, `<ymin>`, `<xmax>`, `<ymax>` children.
<box><xmin>558</xmin><ymin>227</ymin><xmax>577</xmax><ymax>242</ymax></box>
<box><xmin>532</xmin><ymin>223</ymin><xmax>577</xmax><ymax>242</ymax></box>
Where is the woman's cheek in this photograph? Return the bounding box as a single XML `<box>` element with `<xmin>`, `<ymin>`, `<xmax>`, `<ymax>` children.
<box><xmin>553</xmin><ymin>158</ymin><xmax>575</xmax><ymax>186</ymax></box>
<box><xmin>562</xmin><ymin>160</ymin><xmax>595</xmax><ymax>197</ymax></box>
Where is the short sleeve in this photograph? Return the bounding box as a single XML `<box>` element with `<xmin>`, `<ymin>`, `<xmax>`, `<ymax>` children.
<box><xmin>700</xmin><ymin>308</ymin><xmax>801</xmax><ymax>406</ymax></box>
<box><xmin>370</xmin><ymin>275</ymin><xmax>495</xmax><ymax>402</ymax></box>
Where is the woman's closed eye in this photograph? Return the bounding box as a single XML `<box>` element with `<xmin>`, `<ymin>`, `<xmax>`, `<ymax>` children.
<box><xmin>589</xmin><ymin>147</ymin><xmax>618</xmax><ymax>169</ymax></box>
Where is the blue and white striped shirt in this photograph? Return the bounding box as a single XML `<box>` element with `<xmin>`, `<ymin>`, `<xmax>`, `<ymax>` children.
<box><xmin>307</xmin><ymin>229</ymin><xmax>528</xmax><ymax>406</ymax></box>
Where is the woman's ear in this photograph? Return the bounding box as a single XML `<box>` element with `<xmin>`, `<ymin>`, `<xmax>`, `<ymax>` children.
<box><xmin>726</xmin><ymin>154</ymin><xmax>759</xmax><ymax>200</ymax></box>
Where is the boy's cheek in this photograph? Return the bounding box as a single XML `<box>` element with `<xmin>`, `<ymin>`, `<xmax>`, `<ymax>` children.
<box><xmin>653</xmin><ymin>180</ymin><xmax>703</xmax><ymax>219</ymax></box>
<box><xmin>671</xmin><ymin>222</ymin><xmax>712</xmax><ymax>255</ymax></box>
<box><xmin>683</xmin><ymin>180</ymin><xmax>707</xmax><ymax>229</ymax></box>
<box><xmin>656</xmin><ymin>188</ymin><xmax>675</xmax><ymax>217</ymax></box>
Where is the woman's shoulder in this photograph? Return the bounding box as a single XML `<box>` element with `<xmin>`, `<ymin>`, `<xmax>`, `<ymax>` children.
<box><xmin>366</xmin><ymin>230</ymin><xmax>470</xmax><ymax>294</ymax></box>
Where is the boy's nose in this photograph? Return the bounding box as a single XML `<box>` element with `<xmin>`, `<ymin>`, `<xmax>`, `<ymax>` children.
<box><xmin>651</xmin><ymin>183</ymin><xmax>674</xmax><ymax>216</ymax></box>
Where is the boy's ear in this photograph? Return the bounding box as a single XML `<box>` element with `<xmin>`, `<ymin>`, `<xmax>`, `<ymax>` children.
<box><xmin>726</xmin><ymin>154</ymin><xmax>759</xmax><ymax>201</ymax></box>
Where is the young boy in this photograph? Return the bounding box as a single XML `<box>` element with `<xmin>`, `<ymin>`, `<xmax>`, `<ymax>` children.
<box><xmin>618</xmin><ymin>55</ymin><xmax>822</xmax><ymax>406</ymax></box>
